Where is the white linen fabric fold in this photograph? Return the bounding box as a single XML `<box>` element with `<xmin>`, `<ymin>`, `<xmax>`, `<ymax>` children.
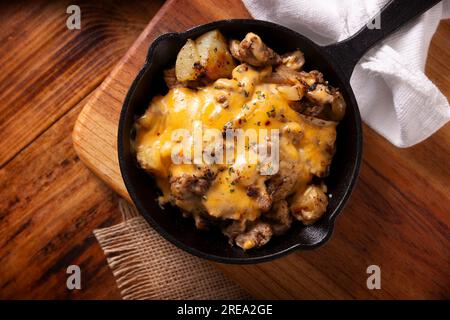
<box><xmin>243</xmin><ymin>0</ymin><xmax>450</xmax><ymax>147</ymax></box>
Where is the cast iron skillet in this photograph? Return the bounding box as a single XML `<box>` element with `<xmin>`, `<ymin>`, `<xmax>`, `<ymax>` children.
<box><xmin>118</xmin><ymin>0</ymin><xmax>441</xmax><ymax>263</ymax></box>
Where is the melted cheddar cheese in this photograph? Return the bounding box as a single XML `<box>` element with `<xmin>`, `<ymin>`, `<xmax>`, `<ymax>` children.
<box><xmin>135</xmin><ymin>64</ymin><xmax>336</xmax><ymax>223</ymax></box>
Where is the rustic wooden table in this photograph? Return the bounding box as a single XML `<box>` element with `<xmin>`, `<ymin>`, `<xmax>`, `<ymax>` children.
<box><xmin>0</xmin><ymin>0</ymin><xmax>449</xmax><ymax>299</ymax></box>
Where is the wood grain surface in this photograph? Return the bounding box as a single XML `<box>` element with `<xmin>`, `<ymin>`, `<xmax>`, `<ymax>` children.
<box><xmin>73</xmin><ymin>0</ymin><xmax>450</xmax><ymax>300</ymax></box>
<box><xmin>0</xmin><ymin>0</ymin><xmax>165</xmax><ymax>299</ymax></box>
<box><xmin>0</xmin><ymin>0</ymin><xmax>448</xmax><ymax>299</ymax></box>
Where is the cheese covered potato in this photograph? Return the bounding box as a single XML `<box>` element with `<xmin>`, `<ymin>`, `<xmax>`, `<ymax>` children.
<box><xmin>134</xmin><ymin>30</ymin><xmax>345</xmax><ymax>250</ymax></box>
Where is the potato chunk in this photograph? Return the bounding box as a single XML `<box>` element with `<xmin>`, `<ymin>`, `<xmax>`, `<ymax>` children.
<box><xmin>175</xmin><ymin>30</ymin><xmax>237</xmax><ymax>82</ymax></box>
<box><xmin>195</xmin><ymin>30</ymin><xmax>236</xmax><ymax>80</ymax></box>
<box><xmin>175</xmin><ymin>39</ymin><xmax>203</xmax><ymax>82</ymax></box>
<box><xmin>290</xmin><ymin>185</ymin><xmax>328</xmax><ymax>225</ymax></box>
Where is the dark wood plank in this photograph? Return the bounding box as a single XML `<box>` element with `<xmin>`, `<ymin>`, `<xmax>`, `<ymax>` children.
<box><xmin>73</xmin><ymin>0</ymin><xmax>450</xmax><ymax>299</ymax></box>
<box><xmin>0</xmin><ymin>100</ymin><xmax>122</xmax><ymax>299</ymax></box>
<box><xmin>0</xmin><ymin>0</ymin><xmax>164</xmax><ymax>167</ymax></box>
<box><xmin>0</xmin><ymin>1</ymin><xmax>165</xmax><ymax>299</ymax></box>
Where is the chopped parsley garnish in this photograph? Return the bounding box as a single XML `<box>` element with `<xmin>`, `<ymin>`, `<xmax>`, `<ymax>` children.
<box><xmin>256</xmin><ymin>90</ymin><xmax>265</xmax><ymax>99</ymax></box>
<box><xmin>266</xmin><ymin>106</ymin><xmax>276</xmax><ymax>118</ymax></box>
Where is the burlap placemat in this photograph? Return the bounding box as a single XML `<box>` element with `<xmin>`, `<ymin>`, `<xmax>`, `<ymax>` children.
<box><xmin>94</xmin><ymin>200</ymin><xmax>252</xmax><ymax>300</ymax></box>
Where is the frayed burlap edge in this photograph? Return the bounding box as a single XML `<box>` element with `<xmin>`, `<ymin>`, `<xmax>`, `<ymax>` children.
<box><xmin>94</xmin><ymin>200</ymin><xmax>252</xmax><ymax>300</ymax></box>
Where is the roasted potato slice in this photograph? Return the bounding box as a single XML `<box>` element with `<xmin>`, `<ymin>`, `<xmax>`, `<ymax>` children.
<box><xmin>175</xmin><ymin>39</ymin><xmax>203</xmax><ymax>82</ymax></box>
<box><xmin>195</xmin><ymin>30</ymin><xmax>236</xmax><ymax>80</ymax></box>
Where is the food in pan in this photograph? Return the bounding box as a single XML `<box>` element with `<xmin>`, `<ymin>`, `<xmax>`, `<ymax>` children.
<box><xmin>134</xmin><ymin>30</ymin><xmax>346</xmax><ymax>250</ymax></box>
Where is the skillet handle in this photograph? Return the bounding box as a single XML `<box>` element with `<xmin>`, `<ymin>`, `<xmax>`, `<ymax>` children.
<box><xmin>324</xmin><ymin>0</ymin><xmax>442</xmax><ymax>81</ymax></box>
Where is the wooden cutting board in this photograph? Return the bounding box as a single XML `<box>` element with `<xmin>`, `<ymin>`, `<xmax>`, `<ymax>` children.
<box><xmin>73</xmin><ymin>0</ymin><xmax>450</xmax><ymax>299</ymax></box>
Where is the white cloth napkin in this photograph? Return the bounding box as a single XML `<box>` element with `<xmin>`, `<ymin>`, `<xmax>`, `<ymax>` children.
<box><xmin>243</xmin><ymin>0</ymin><xmax>450</xmax><ymax>147</ymax></box>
